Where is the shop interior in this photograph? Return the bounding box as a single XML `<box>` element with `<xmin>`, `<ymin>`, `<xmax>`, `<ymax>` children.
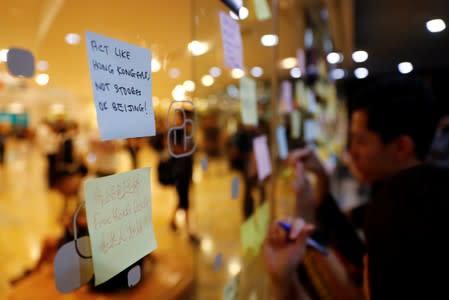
<box><xmin>0</xmin><ymin>0</ymin><xmax>448</xmax><ymax>299</ymax></box>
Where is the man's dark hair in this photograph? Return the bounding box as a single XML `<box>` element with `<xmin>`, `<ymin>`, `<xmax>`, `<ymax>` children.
<box><xmin>352</xmin><ymin>76</ymin><xmax>439</xmax><ymax>160</ymax></box>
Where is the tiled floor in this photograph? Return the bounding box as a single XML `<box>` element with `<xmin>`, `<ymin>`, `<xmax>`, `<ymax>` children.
<box><xmin>0</xmin><ymin>138</ymin><xmax>290</xmax><ymax>299</ymax></box>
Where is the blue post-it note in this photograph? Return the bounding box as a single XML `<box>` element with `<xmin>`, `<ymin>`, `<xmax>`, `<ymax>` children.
<box><xmin>214</xmin><ymin>253</ymin><xmax>223</xmax><ymax>270</ymax></box>
<box><xmin>231</xmin><ymin>176</ymin><xmax>240</xmax><ymax>199</ymax></box>
<box><xmin>201</xmin><ymin>157</ymin><xmax>208</xmax><ymax>171</ymax></box>
<box><xmin>276</xmin><ymin>125</ymin><xmax>289</xmax><ymax>160</ymax></box>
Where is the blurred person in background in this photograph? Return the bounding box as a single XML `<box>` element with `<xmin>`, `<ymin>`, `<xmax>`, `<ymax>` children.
<box><xmin>428</xmin><ymin>113</ymin><xmax>449</xmax><ymax>167</ymax></box>
<box><xmin>264</xmin><ymin>77</ymin><xmax>448</xmax><ymax>300</ymax></box>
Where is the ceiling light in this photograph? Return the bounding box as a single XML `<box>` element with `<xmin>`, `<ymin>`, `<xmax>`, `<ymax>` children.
<box><xmin>327</xmin><ymin>52</ymin><xmax>343</xmax><ymax>64</ymax></box>
<box><xmin>239</xmin><ymin>7</ymin><xmax>249</xmax><ymax>20</ymax></box>
<box><xmin>280</xmin><ymin>57</ymin><xmax>297</xmax><ymax>69</ymax></box>
<box><xmin>37</xmin><ymin>60</ymin><xmax>48</xmax><ymax>71</ymax></box>
<box><xmin>230</xmin><ymin>68</ymin><xmax>245</xmax><ymax>79</ymax></box>
<box><xmin>426</xmin><ymin>19</ymin><xmax>446</xmax><ymax>33</ymax></box>
<box><xmin>260</xmin><ymin>34</ymin><xmax>278</xmax><ymax>47</ymax></box>
<box><xmin>398</xmin><ymin>62</ymin><xmax>413</xmax><ymax>74</ymax></box>
<box><xmin>65</xmin><ymin>33</ymin><xmax>81</xmax><ymax>45</ymax></box>
<box><xmin>250</xmin><ymin>66</ymin><xmax>263</xmax><ymax>77</ymax></box>
<box><xmin>183</xmin><ymin>80</ymin><xmax>196</xmax><ymax>92</ymax></box>
<box><xmin>209</xmin><ymin>67</ymin><xmax>222</xmax><ymax>77</ymax></box>
<box><xmin>188</xmin><ymin>40</ymin><xmax>209</xmax><ymax>56</ymax></box>
<box><xmin>352</xmin><ymin>50</ymin><xmax>368</xmax><ymax>63</ymax></box>
<box><xmin>151</xmin><ymin>58</ymin><xmax>161</xmax><ymax>72</ymax></box>
<box><xmin>35</xmin><ymin>73</ymin><xmax>49</xmax><ymax>86</ymax></box>
<box><xmin>290</xmin><ymin>67</ymin><xmax>302</xmax><ymax>78</ymax></box>
<box><xmin>330</xmin><ymin>68</ymin><xmax>345</xmax><ymax>80</ymax></box>
<box><xmin>0</xmin><ymin>49</ymin><xmax>9</xmax><ymax>62</ymax></box>
<box><xmin>354</xmin><ymin>67</ymin><xmax>369</xmax><ymax>79</ymax></box>
<box><xmin>201</xmin><ymin>75</ymin><xmax>214</xmax><ymax>86</ymax></box>
<box><xmin>169</xmin><ymin>68</ymin><xmax>181</xmax><ymax>79</ymax></box>
<box><xmin>172</xmin><ymin>85</ymin><xmax>186</xmax><ymax>101</ymax></box>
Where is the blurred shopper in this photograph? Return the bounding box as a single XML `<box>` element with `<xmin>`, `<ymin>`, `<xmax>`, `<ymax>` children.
<box><xmin>35</xmin><ymin>119</ymin><xmax>61</xmax><ymax>188</ymax></box>
<box><xmin>264</xmin><ymin>77</ymin><xmax>448</xmax><ymax>300</ymax></box>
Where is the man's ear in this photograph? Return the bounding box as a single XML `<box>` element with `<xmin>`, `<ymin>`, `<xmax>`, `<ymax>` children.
<box><xmin>392</xmin><ymin>135</ymin><xmax>415</xmax><ymax>161</ymax></box>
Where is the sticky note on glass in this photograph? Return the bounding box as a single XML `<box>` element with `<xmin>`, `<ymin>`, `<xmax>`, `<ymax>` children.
<box><xmin>304</xmin><ymin>120</ymin><xmax>318</xmax><ymax>143</ymax></box>
<box><xmin>240</xmin><ymin>76</ymin><xmax>258</xmax><ymax>126</ymax></box>
<box><xmin>223</xmin><ymin>273</ymin><xmax>240</xmax><ymax>300</ymax></box>
<box><xmin>6</xmin><ymin>48</ymin><xmax>35</xmax><ymax>78</ymax></box>
<box><xmin>219</xmin><ymin>11</ymin><xmax>244</xmax><ymax>69</ymax></box>
<box><xmin>253</xmin><ymin>135</ymin><xmax>272</xmax><ymax>181</ymax></box>
<box><xmin>276</xmin><ymin>126</ymin><xmax>288</xmax><ymax>159</ymax></box>
<box><xmin>240</xmin><ymin>215</ymin><xmax>259</xmax><ymax>257</ymax></box>
<box><xmin>231</xmin><ymin>176</ymin><xmax>240</xmax><ymax>199</ymax></box>
<box><xmin>201</xmin><ymin>157</ymin><xmax>208</xmax><ymax>171</ymax></box>
<box><xmin>297</xmin><ymin>49</ymin><xmax>306</xmax><ymax>76</ymax></box>
<box><xmin>85</xmin><ymin>31</ymin><xmax>156</xmax><ymax>140</ymax></box>
<box><xmin>291</xmin><ymin>110</ymin><xmax>301</xmax><ymax>138</ymax></box>
<box><xmin>54</xmin><ymin>236</ymin><xmax>93</xmax><ymax>293</ymax></box>
<box><xmin>253</xmin><ymin>0</ymin><xmax>271</xmax><ymax>21</ymax></box>
<box><xmin>84</xmin><ymin>167</ymin><xmax>157</xmax><ymax>286</ymax></box>
<box><xmin>280</xmin><ymin>80</ymin><xmax>293</xmax><ymax>113</ymax></box>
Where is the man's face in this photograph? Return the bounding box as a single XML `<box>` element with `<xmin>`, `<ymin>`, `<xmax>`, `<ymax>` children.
<box><xmin>349</xmin><ymin>110</ymin><xmax>397</xmax><ymax>183</ymax></box>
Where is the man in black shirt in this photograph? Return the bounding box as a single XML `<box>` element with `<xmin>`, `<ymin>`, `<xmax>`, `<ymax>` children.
<box><xmin>264</xmin><ymin>77</ymin><xmax>448</xmax><ymax>299</ymax></box>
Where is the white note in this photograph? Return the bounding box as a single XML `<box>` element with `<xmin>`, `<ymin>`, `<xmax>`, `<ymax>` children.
<box><xmin>304</xmin><ymin>120</ymin><xmax>318</xmax><ymax>143</ymax></box>
<box><xmin>240</xmin><ymin>76</ymin><xmax>258</xmax><ymax>125</ymax></box>
<box><xmin>253</xmin><ymin>135</ymin><xmax>272</xmax><ymax>181</ymax></box>
<box><xmin>253</xmin><ymin>0</ymin><xmax>271</xmax><ymax>21</ymax></box>
<box><xmin>297</xmin><ymin>49</ymin><xmax>306</xmax><ymax>76</ymax></box>
<box><xmin>85</xmin><ymin>31</ymin><xmax>156</xmax><ymax>140</ymax></box>
<box><xmin>219</xmin><ymin>11</ymin><xmax>244</xmax><ymax>69</ymax></box>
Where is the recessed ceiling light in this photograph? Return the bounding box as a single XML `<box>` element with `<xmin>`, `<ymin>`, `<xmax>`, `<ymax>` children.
<box><xmin>65</xmin><ymin>33</ymin><xmax>81</xmax><ymax>45</ymax></box>
<box><xmin>209</xmin><ymin>67</ymin><xmax>222</xmax><ymax>77</ymax></box>
<box><xmin>37</xmin><ymin>60</ymin><xmax>49</xmax><ymax>71</ymax></box>
<box><xmin>398</xmin><ymin>62</ymin><xmax>413</xmax><ymax>74</ymax></box>
<box><xmin>330</xmin><ymin>68</ymin><xmax>345</xmax><ymax>80</ymax></box>
<box><xmin>352</xmin><ymin>50</ymin><xmax>368</xmax><ymax>63</ymax></box>
<box><xmin>250</xmin><ymin>66</ymin><xmax>263</xmax><ymax>77</ymax></box>
<box><xmin>0</xmin><ymin>49</ymin><xmax>9</xmax><ymax>62</ymax></box>
<box><xmin>183</xmin><ymin>80</ymin><xmax>196</xmax><ymax>92</ymax></box>
<box><xmin>426</xmin><ymin>19</ymin><xmax>446</xmax><ymax>33</ymax></box>
<box><xmin>327</xmin><ymin>52</ymin><xmax>343</xmax><ymax>64</ymax></box>
<box><xmin>201</xmin><ymin>75</ymin><xmax>214</xmax><ymax>86</ymax></box>
<box><xmin>169</xmin><ymin>68</ymin><xmax>181</xmax><ymax>79</ymax></box>
<box><xmin>260</xmin><ymin>34</ymin><xmax>278</xmax><ymax>47</ymax></box>
<box><xmin>354</xmin><ymin>67</ymin><xmax>369</xmax><ymax>79</ymax></box>
<box><xmin>188</xmin><ymin>40</ymin><xmax>209</xmax><ymax>56</ymax></box>
<box><xmin>35</xmin><ymin>73</ymin><xmax>50</xmax><ymax>85</ymax></box>
<box><xmin>280</xmin><ymin>57</ymin><xmax>297</xmax><ymax>69</ymax></box>
<box><xmin>231</xmin><ymin>68</ymin><xmax>245</xmax><ymax>79</ymax></box>
<box><xmin>151</xmin><ymin>58</ymin><xmax>161</xmax><ymax>73</ymax></box>
<box><xmin>290</xmin><ymin>67</ymin><xmax>302</xmax><ymax>78</ymax></box>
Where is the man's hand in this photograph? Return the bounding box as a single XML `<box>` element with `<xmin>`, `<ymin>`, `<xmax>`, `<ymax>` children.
<box><xmin>263</xmin><ymin>218</ymin><xmax>315</xmax><ymax>300</ymax></box>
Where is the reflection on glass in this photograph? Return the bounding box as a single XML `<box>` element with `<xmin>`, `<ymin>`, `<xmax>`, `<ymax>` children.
<box><xmin>227</xmin><ymin>257</ymin><xmax>241</xmax><ymax>276</ymax></box>
<box><xmin>330</xmin><ymin>68</ymin><xmax>345</xmax><ymax>80</ymax></box>
<box><xmin>280</xmin><ymin>57</ymin><xmax>297</xmax><ymax>69</ymax></box>
<box><xmin>188</xmin><ymin>40</ymin><xmax>209</xmax><ymax>56</ymax></box>
<box><xmin>209</xmin><ymin>67</ymin><xmax>222</xmax><ymax>77</ymax></box>
<box><xmin>151</xmin><ymin>58</ymin><xmax>161</xmax><ymax>72</ymax></box>
<box><xmin>290</xmin><ymin>67</ymin><xmax>301</xmax><ymax>78</ymax></box>
<box><xmin>183</xmin><ymin>80</ymin><xmax>196</xmax><ymax>92</ymax></box>
<box><xmin>0</xmin><ymin>48</ymin><xmax>8</xmax><ymax>62</ymax></box>
<box><xmin>260</xmin><ymin>34</ymin><xmax>278</xmax><ymax>47</ymax></box>
<box><xmin>35</xmin><ymin>73</ymin><xmax>50</xmax><ymax>86</ymax></box>
<box><xmin>64</xmin><ymin>33</ymin><xmax>81</xmax><ymax>45</ymax></box>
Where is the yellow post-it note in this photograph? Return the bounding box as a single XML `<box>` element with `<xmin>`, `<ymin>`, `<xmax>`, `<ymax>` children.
<box><xmin>253</xmin><ymin>0</ymin><xmax>271</xmax><ymax>21</ymax></box>
<box><xmin>84</xmin><ymin>168</ymin><xmax>157</xmax><ymax>286</ymax></box>
<box><xmin>256</xmin><ymin>201</ymin><xmax>270</xmax><ymax>239</ymax></box>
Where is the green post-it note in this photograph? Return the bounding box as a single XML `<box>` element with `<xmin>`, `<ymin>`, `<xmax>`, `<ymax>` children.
<box><xmin>240</xmin><ymin>215</ymin><xmax>259</xmax><ymax>257</ymax></box>
<box><xmin>240</xmin><ymin>76</ymin><xmax>258</xmax><ymax>126</ymax></box>
<box><xmin>84</xmin><ymin>168</ymin><xmax>157</xmax><ymax>286</ymax></box>
<box><xmin>253</xmin><ymin>0</ymin><xmax>271</xmax><ymax>21</ymax></box>
<box><xmin>256</xmin><ymin>201</ymin><xmax>270</xmax><ymax>238</ymax></box>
